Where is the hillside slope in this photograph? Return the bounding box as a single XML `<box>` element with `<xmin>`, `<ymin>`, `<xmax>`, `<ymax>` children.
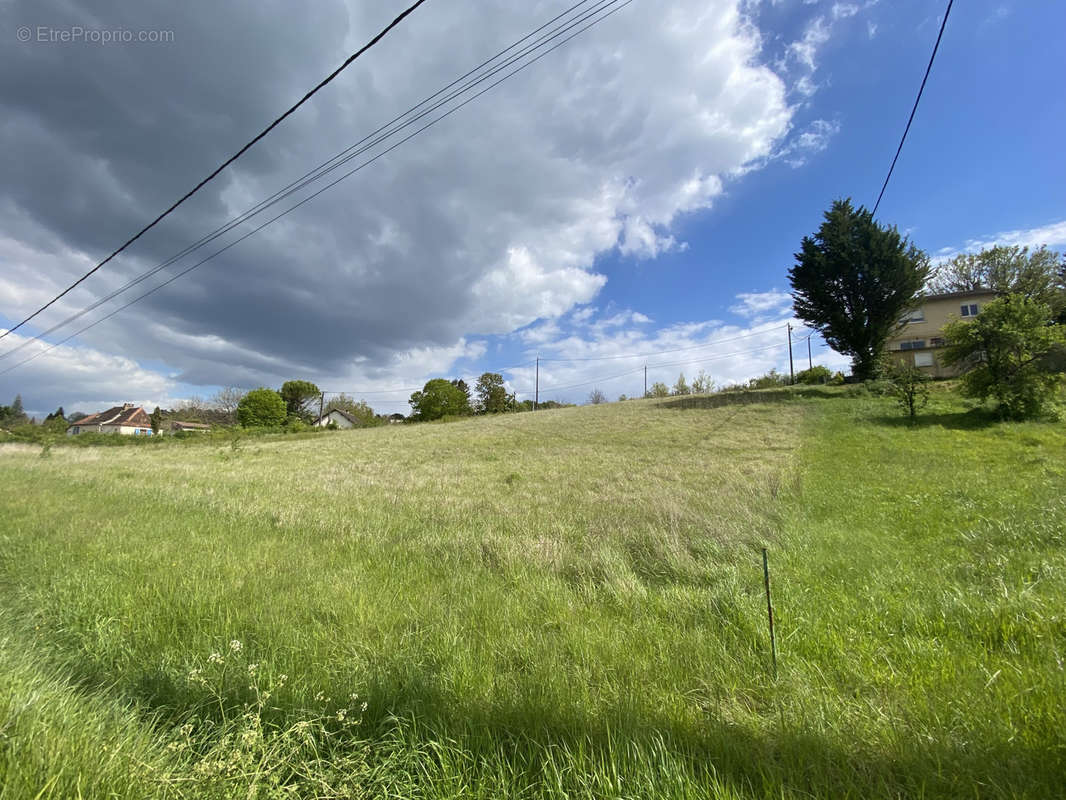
<box><xmin>1</xmin><ymin>391</ymin><xmax>1063</xmax><ymax>798</ymax></box>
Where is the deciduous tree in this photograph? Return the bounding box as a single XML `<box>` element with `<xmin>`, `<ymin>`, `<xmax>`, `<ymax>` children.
<box><xmin>237</xmin><ymin>388</ymin><xmax>287</xmax><ymax>427</ymax></box>
<box><xmin>409</xmin><ymin>379</ymin><xmax>471</xmax><ymax>421</ymax></box>
<box><xmin>789</xmin><ymin>198</ymin><xmax>930</xmax><ymax>380</ymax></box>
<box><xmin>475</xmin><ymin>373</ymin><xmax>509</xmax><ymax>414</ymax></box>
<box><xmin>672</xmin><ymin>373</ymin><xmax>690</xmax><ymax>396</ymax></box>
<box><xmin>941</xmin><ymin>294</ymin><xmax>1066</xmax><ymax>419</ymax></box>
<box><xmin>931</xmin><ymin>245</ymin><xmax>1063</xmax><ymax>316</ymax></box>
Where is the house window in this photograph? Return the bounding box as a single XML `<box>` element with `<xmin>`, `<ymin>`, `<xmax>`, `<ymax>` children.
<box><xmin>900</xmin><ymin>340</ymin><xmax>926</xmax><ymax>351</ymax></box>
<box><xmin>914</xmin><ymin>352</ymin><xmax>934</xmax><ymax>368</ymax></box>
<box><xmin>902</xmin><ymin>308</ymin><xmax>925</xmax><ymax>323</ymax></box>
<box><xmin>930</xmin><ymin>337</ymin><xmax>945</xmax><ymax>347</ymax></box>
<box><xmin>960</xmin><ymin>303</ymin><xmax>979</xmax><ymax>317</ymax></box>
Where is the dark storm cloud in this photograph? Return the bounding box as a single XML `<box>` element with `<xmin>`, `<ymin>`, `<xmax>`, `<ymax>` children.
<box><xmin>1</xmin><ymin>0</ymin><xmax>798</xmax><ymax>404</ymax></box>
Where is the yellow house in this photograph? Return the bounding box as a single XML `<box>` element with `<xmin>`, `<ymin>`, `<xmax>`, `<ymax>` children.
<box><xmin>886</xmin><ymin>289</ymin><xmax>998</xmax><ymax>377</ymax></box>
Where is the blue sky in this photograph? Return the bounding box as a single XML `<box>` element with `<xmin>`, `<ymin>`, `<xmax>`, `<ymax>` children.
<box><xmin>1</xmin><ymin>0</ymin><xmax>1063</xmax><ymax>416</ymax></box>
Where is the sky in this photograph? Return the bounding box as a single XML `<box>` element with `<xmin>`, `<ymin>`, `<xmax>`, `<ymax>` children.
<box><xmin>1</xmin><ymin>0</ymin><xmax>1063</xmax><ymax>417</ymax></box>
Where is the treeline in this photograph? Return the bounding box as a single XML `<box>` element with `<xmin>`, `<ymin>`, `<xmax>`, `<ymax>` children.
<box><xmin>408</xmin><ymin>374</ymin><xmax>570</xmax><ymax>421</ymax></box>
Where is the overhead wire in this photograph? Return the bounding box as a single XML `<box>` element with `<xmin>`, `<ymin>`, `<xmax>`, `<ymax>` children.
<box><xmin>871</xmin><ymin>0</ymin><xmax>953</xmax><ymax>216</ymax></box>
<box><xmin>0</xmin><ymin>0</ymin><xmax>432</xmax><ymax>341</ymax></box>
<box><xmin>0</xmin><ymin>0</ymin><xmax>635</xmax><ymax>377</ymax></box>
<box><xmin>0</xmin><ymin>0</ymin><xmax>620</xmax><ymax>365</ymax></box>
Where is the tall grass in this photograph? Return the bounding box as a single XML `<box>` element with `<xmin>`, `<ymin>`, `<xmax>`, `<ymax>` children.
<box><xmin>0</xmin><ymin>390</ymin><xmax>1062</xmax><ymax>797</ymax></box>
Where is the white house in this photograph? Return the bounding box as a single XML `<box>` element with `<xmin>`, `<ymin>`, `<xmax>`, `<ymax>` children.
<box><xmin>312</xmin><ymin>408</ymin><xmax>359</xmax><ymax>429</ymax></box>
<box><xmin>67</xmin><ymin>404</ymin><xmax>154</xmax><ymax>436</ymax></box>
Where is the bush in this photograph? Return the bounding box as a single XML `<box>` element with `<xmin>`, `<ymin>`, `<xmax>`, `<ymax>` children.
<box><xmin>237</xmin><ymin>388</ymin><xmax>287</xmax><ymax>428</ymax></box>
<box><xmin>748</xmin><ymin>369</ymin><xmax>789</xmax><ymax>389</ymax></box>
<box><xmin>795</xmin><ymin>365</ymin><xmax>833</xmax><ymax>385</ymax></box>
<box><xmin>888</xmin><ymin>363</ymin><xmax>931</xmax><ymax>421</ymax></box>
<box><xmin>862</xmin><ymin>379</ymin><xmax>894</xmax><ymax>397</ymax></box>
<box><xmin>942</xmin><ymin>294</ymin><xmax>1066</xmax><ymax>419</ymax></box>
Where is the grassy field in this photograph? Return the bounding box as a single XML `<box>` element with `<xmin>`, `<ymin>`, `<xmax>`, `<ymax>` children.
<box><xmin>0</xmin><ymin>387</ymin><xmax>1063</xmax><ymax>798</ymax></box>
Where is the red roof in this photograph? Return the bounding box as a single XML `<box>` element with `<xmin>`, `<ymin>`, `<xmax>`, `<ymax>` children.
<box><xmin>69</xmin><ymin>405</ymin><xmax>151</xmax><ymax>429</ymax></box>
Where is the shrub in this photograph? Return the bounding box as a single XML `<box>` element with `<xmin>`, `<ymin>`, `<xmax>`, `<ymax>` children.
<box><xmin>888</xmin><ymin>363</ymin><xmax>931</xmax><ymax>421</ymax></box>
<box><xmin>237</xmin><ymin>388</ymin><xmax>286</xmax><ymax>428</ymax></box>
<box><xmin>748</xmin><ymin>369</ymin><xmax>789</xmax><ymax>389</ymax></box>
<box><xmin>941</xmin><ymin>294</ymin><xmax>1066</xmax><ymax>419</ymax></box>
<box><xmin>795</xmin><ymin>365</ymin><xmax>833</xmax><ymax>385</ymax></box>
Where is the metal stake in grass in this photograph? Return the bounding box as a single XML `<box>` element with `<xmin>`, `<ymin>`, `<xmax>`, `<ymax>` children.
<box><xmin>762</xmin><ymin>547</ymin><xmax>778</xmax><ymax>678</ymax></box>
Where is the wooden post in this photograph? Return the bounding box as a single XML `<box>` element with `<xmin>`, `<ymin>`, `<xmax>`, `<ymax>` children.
<box><xmin>762</xmin><ymin>547</ymin><xmax>778</xmax><ymax>678</ymax></box>
<box><xmin>787</xmin><ymin>324</ymin><xmax>795</xmax><ymax>385</ymax></box>
<box><xmin>319</xmin><ymin>392</ymin><xmax>324</xmax><ymax>424</ymax></box>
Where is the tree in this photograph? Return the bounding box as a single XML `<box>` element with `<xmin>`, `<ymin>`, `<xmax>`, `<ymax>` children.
<box><xmin>475</xmin><ymin>373</ymin><xmax>509</xmax><ymax>414</ymax></box>
<box><xmin>941</xmin><ymin>294</ymin><xmax>1066</xmax><ymax>419</ymax></box>
<box><xmin>237</xmin><ymin>388</ymin><xmax>287</xmax><ymax>427</ymax></box>
<box><xmin>150</xmin><ymin>406</ymin><xmax>163</xmax><ymax>434</ymax></box>
<box><xmin>1058</xmin><ymin>257</ymin><xmax>1066</xmax><ymax>325</ymax></box>
<box><xmin>887</xmin><ymin>363</ymin><xmax>930</xmax><ymax>421</ymax></box>
<box><xmin>451</xmin><ymin>379</ymin><xmax>473</xmax><ymax>412</ymax></box>
<box><xmin>9</xmin><ymin>395</ymin><xmax>27</xmax><ymax>424</ymax></box>
<box><xmin>210</xmin><ymin>386</ymin><xmax>246</xmax><ymax>417</ymax></box>
<box><xmin>795</xmin><ymin>365</ymin><xmax>833</xmax><ymax>385</ymax></box>
<box><xmin>647</xmin><ymin>382</ymin><xmax>670</xmax><ymax>398</ymax></box>
<box><xmin>931</xmin><ymin>245</ymin><xmax>1064</xmax><ymax>316</ymax></box>
<box><xmin>43</xmin><ymin>406</ymin><xmax>67</xmax><ymax>432</ymax></box>
<box><xmin>409</xmin><ymin>379</ymin><xmax>471</xmax><ymax>421</ymax></box>
<box><xmin>672</xmin><ymin>373</ymin><xmax>690</xmax><ymax>396</ymax></box>
<box><xmin>790</xmin><ymin>198</ymin><xmax>930</xmax><ymax>380</ymax></box>
<box><xmin>279</xmin><ymin>380</ymin><xmax>321</xmax><ymax>421</ymax></box>
<box><xmin>691</xmin><ymin>370</ymin><xmax>714</xmax><ymax>395</ymax></box>
<box><xmin>325</xmin><ymin>394</ymin><xmax>382</xmax><ymax>427</ymax></box>
<box><xmin>588</xmin><ymin>388</ymin><xmax>607</xmax><ymax>404</ymax></box>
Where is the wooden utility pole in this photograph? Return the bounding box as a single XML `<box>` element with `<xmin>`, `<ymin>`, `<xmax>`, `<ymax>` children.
<box><xmin>787</xmin><ymin>323</ymin><xmax>795</xmax><ymax>384</ymax></box>
<box><xmin>807</xmin><ymin>333</ymin><xmax>813</xmax><ymax>371</ymax></box>
<box><xmin>319</xmin><ymin>392</ymin><xmax>324</xmax><ymax>423</ymax></box>
<box><xmin>644</xmin><ymin>364</ymin><xmax>647</xmax><ymax>398</ymax></box>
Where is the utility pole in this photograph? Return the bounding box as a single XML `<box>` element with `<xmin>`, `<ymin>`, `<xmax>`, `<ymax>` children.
<box><xmin>807</xmin><ymin>333</ymin><xmax>813</xmax><ymax>371</ymax></box>
<box><xmin>534</xmin><ymin>356</ymin><xmax>539</xmax><ymax>411</ymax></box>
<box><xmin>319</xmin><ymin>392</ymin><xmax>324</xmax><ymax>423</ymax></box>
<box><xmin>787</xmin><ymin>323</ymin><xmax>795</xmax><ymax>385</ymax></box>
<box><xmin>644</xmin><ymin>363</ymin><xmax>647</xmax><ymax>398</ymax></box>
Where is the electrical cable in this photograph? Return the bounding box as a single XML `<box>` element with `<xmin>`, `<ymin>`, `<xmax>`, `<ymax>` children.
<box><xmin>0</xmin><ymin>0</ymin><xmax>617</xmax><ymax>363</ymax></box>
<box><xmin>871</xmin><ymin>0</ymin><xmax>953</xmax><ymax>216</ymax></box>
<box><xmin>0</xmin><ymin>0</ymin><xmax>432</xmax><ymax>341</ymax></box>
<box><xmin>0</xmin><ymin>0</ymin><xmax>634</xmax><ymax>377</ymax></box>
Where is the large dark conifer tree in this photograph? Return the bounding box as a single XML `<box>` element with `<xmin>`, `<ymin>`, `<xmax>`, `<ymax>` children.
<box><xmin>789</xmin><ymin>199</ymin><xmax>929</xmax><ymax>380</ymax></box>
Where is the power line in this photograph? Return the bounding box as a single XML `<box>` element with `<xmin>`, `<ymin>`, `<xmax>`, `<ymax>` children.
<box><xmin>872</xmin><ymin>0</ymin><xmax>954</xmax><ymax>216</ymax></box>
<box><xmin>0</xmin><ymin>0</ymin><xmax>431</xmax><ymax>342</ymax></box>
<box><xmin>0</xmin><ymin>1</ymin><xmax>634</xmax><ymax>377</ymax></box>
<box><xmin>0</xmin><ymin>0</ymin><xmax>615</xmax><ymax>364</ymax></box>
<box><xmin>519</xmin><ymin>340</ymin><xmax>790</xmax><ymax>395</ymax></box>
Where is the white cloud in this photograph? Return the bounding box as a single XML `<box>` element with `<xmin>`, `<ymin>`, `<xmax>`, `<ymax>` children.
<box><xmin>773</xmin><ymin>117</ymin><xmax>841</xmax><ymax>167</ymax></box>
<box><xmin>501</xmin><ymin>305</ymin><xmax>816</xmax><ymax>402</ymax></box>
<box><xmin>788</xmin><ymin>17</ymin><xmax>831</xmax><ymax>71</ymax></box>
<box><xmin>831</xmin><ymin>3</ymin><xmax>860</xmax><ymax>21</ymax></box>
<box><xmin>729</xmin><ymin>289</ymin><xmax>793</xmax><ymax>318</ymax></box>
<box><xmin>935</xmin><ymin>219</ymin><xmax>1066</xmax><ymax>262</ymax></box>
<box><xmin>0</xmin><ymin>0</ymin><xmax>806</xmax><ymax>409</ymax></box>
<box><xmin>0</xmin><ymin>329</ymin><xmax>180</xmax><ymax>417</ymax></box>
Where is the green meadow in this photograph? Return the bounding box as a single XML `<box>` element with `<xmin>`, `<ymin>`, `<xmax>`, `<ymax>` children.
<box><xmin>1</xmin><ymin>388</ymin><xmax>1063</xmax><ymax>798</ymax></box>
